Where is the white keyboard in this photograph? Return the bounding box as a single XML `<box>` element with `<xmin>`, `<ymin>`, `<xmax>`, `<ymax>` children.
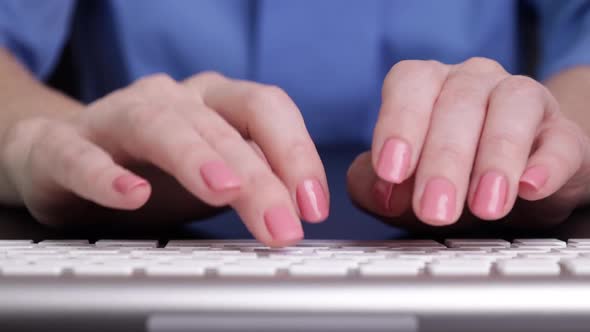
<box><xmin>2</xmin><ymin>239</ymin><xmax>590</xmax><ymax>278</ymax></box>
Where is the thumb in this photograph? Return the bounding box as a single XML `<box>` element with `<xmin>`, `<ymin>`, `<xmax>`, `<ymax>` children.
<box><xmin>347</xmin><ymin>151</ymin><xmax>413</xmax><ymax>218</ymax></box>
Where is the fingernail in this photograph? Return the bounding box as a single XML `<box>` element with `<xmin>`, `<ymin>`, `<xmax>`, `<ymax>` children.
<box><xmin>113</xmin><ymin>174</ymin><xmax>148</xmax><ymax>195</ymax></box>
<box><xmin>473</xmin><ymin>171</ymin><xmax>508</xmax><ymax>219</ymax></box>
<box><xmin>372</xmin><ymin>179</ymin><xmax>393</xmax><ymax>212</ymax></box>
<box><xmin>377</xmin><ymin>137</ymin><xmax>411</xmax><ymax>184</ymax></box>
<box><xmin>296</xmin><ymin>178</ymin><xmax>328</xmax><ymax>222</ymax></box>
<box><xmin>520</xmin><ymin>165</ymin><xmax>549</xmax><ymax>191</ymax></box>
<box><xmin>264</xmin><ymin>205</ymin><xmax>304</xmax><ymax>242</ymax></box>
<box><xmin>420</xmin><ymin>177</ymin><xmax>456</xmax><ymax>225</ymax></box>
<box><xmin>200</xmin><ymin>161</ymin><xmax>241</xmax><ymax>191</ymax></box>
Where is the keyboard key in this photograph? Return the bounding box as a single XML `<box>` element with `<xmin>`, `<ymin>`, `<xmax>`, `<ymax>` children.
<box><xmin>512</xmin><ymin>243</ymin><xmax>566</xmax><ymax>249</ymax></box>
<box><xmin>496</xmin><ymin>259</ymin><xmax>561</xmax><ymax>276</ymax></box>
<box><xmin>166</xmin><ymin>258</ymin><xmax>225</xmax><ymax>267</ymax></box>
<box><xmin>395</xmin><ymin>253</ymin><xmax>453</xmax><ymax>262</ymax></box>
<box><xmin>165</xmin><ymin>240</ymin><xmax>217</xmax><ymax>248</ymax></box>
<box><xmin>145</xmin><ymin>264</ymin><xmax>206</xmax><ymax>276</ymax></box>
<box><xmin>434</xmin><ymin>248</ymin><xmax>491</xmax><ymax>254</ymax></box>
<box><xmin>567</xmin><ymin>243</ymin><xmax>590</xmax><ymax>249</ymax></box>
<box><xmin>519</xmin><ymin>253</ymin><xmax>578</xmax><ymax>261</ymax></box>
<box><xmin>445</xmin><ymin>239</ymin><xmax>509</xmax><ymax>248</ymax></box>
<box><xmin>38</xmin><ymin>240</ymin><xmax>90</xmax><ymax>246</ymax></box>
<box><xmin>300</xmin><ymin>259</ymin><xmax>359</xmax><ymax>268</ymax></box>
<box><xmin>72</xmin><ymin>264</ymin><xmax>136</xmax><ymax>276</ymax></box>
<box><xmin>513</xmin><ymin>239</ymin><xmax>565</xmax><ymax>245</ymax></box>
<box><xmin>289</xmin><ymin>264</ymin><xmax>351</xmax><ymax>276</ymax></box>
<box><xmin>94</xmin><ymin>240</ymin><xmax>158</xmax><ymax>248</ymax></box>
<box><xmin>456</xmin><ymin>253</ymin><xmax>515</xmax><ymax>261</ymax></box>
<box><xmin>359</xmin><ymin>259</ymin><xmax>424</xmax><ymax>276</ymax></box>
<box><xmin>331</xmin><ymin>254</ymin><xmax>387</xmax><ymax>262</ymax></box>
<box><xmin>562</xmin><ymin>258</ymin><xmax>590</xmax><ymax>276</ymax></box>
<box><xmin>0</xmin><ymin>240</ymin><xmax>34</xmax><ymax>247</ymax></box>
<box><xmin>359</xmin><ymin>264</ymin><xmax>421</xmax><ymax>276</ymax></box>
<box><xmin>494</xmin><ymin>248</ymin><xmax>551</xmax><ymax>255</ymax></box>
<box><xmin>68</xmin><ymin>249</ymin><xmax>123</xmax><ymax>256</ymax></box>
<box><xmin>375</xmin><ymin>249</ymin><xmax>429</xmax><ymax>254</ymax></box>
<box><xmin>234</xmin><ymin>258</ymin><xmax>293</xmax><ymax>268</ymax></box>
<box><xmin>427</xmin><ymin>260</ymin><xmax>491</xmax><ymax>276</ymax></box>
<box><xmin>1</xmin><ymin>263</ymin><xmax>64</xmax><ymax>276</ymax></box>
<box><xmin>568</xmin><ymin>239</ymin><xmax>590</xmax><ymax>245</ymax></box>
<box><xmin>216</xmin><ymin>264</ymin><xmax>277</xmax><ymax>277</ymax></box>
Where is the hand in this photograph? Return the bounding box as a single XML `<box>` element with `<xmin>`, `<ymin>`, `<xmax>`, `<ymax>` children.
<box><xmin>348</xmin><ymin>58</ymin><xmax>590</xmax><ymax>231</ymax></box>
<box><xmin>1</xmin><ymin>72</ymin><xmax>329</xmax><ymax>246</ymax></box>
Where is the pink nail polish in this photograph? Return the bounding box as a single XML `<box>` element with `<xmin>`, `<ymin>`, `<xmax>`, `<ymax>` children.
<box><xmin>296</xmin><ymin>178</ymin><xmax>328</xmax><ymax>223</ymax></box>
<box><xmin>113</xmin><ymin>174</ymin><xmax>148</xmax><ymax>195</ymax></box>
<box><xmin>376</xmin><ymin>137</ymin><xmax>411</xmax><ymax>184</ymax></box>
<box><xmin>264</xmin><ymin>205</ymin><xmax>304</xmax><ymax>242</ymax></box>
<box><xmin>520</xmin><ymin>165</ymin><xmax>549</xmax><ymax>191</ymax></box>
<box><xmin>472</xmin><ymin>171</ymin><xmax>508</xmax><ymax>219</ymax></box>
<box><xmin>372</xmin><ymin>179</ymin><xmax>393</xmax><ymax>212</ymax></box>
<box><xmin>420</xmin><ymin>177</ymin><xmax>456</xmax><ymax>225</ymax></box>
<box><xmin>200</xmin><ymin>161</ymin><xmax>241</xmax><ymax>191</ymax></box>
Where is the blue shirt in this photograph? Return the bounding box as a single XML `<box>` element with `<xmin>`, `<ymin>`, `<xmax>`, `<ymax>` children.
<box><xmin>1</xmin><ymin>0</ymin><xmax>590</xmax><ymax>147</ymax></box>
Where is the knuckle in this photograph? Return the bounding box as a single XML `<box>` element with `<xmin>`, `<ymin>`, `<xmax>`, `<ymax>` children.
<box><xmin>2</xmin><ymin>118</ymin><xmax>49</xmax><ymax>157</ymax></box>
<box><xmin>496</xmin><ymin>75</ymin><xmax>544</xmax><ymax>99</ymax></box>
<box><xmin>173</xmin><ymin>141</ymin><xmax>208</xmax><ymax>174</ymax></box>
<box><xmin>245</xmin><ymin>85</ymin><xmax>291</xmax><ymax>113</ymax></box>
<box><xmin>435</xmin><ymin>84</ymin><xmax>480</xmax><ymax>112</ymax></box>
<box><xmin>483</xmin><ymin>133</ymin><xmax>522</xmax><ymax>158</ymax></box>
<box><xmin>197</xmin><ymin>119</ymin><xmax>242</xmax><ymax>147</ymax></box>
<box><xmin>242</xmin><ymin>168</ymin><xmax>278</xmax><ymax>196</ymax></box>
<box><xmin>127</xmin><ymin>104</ymin><xmax>171</xmax><ymax>133</ymax></box>
<box><xmin>194</xmin><ymin>71</ymin><xmax>226</xmax><ymax>82</ymax></box>
<box><xmin>431</xmin><ymin>143</ymin><xmax>471</xmax><ymax>169</ymax></box>
<box><xmin>284</xmin><ymin>139</ymin><xmax>315</xmax><ymax>165</ymax></box>
<box><xmin>389</xmin><ymin>59</ymin><xmax>446</xmax><ymax>79</ymax></box>
<box><xmin>58</xmin><ymin>143</ymin><xmax>97</xmax><ymax>183</ymax></box>
<box><xmin>462</xmin><ymin>57</ymin><xmax>504</xmax><ymax>73</ymax></box>
<box><xmin>135</xmin><ymin>73</ymin><xmax>177</xmax><ymax>90</ymax></box>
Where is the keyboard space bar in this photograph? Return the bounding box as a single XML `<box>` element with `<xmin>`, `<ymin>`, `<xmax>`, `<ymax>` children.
<box><xmin>147</xmin><ymin>313</ymin><xmax>418</xmax><ymax>332</ymax></box>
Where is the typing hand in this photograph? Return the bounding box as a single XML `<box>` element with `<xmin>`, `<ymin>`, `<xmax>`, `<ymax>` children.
<box><xmin>1</xmin><ymin>73</ymin><xmax>328</xmax><ymax>246</ymax></box>
<box><xmin>348</xmin><ymin>58</ymin><xmax>590</xmax><ymax>230</ymax></box>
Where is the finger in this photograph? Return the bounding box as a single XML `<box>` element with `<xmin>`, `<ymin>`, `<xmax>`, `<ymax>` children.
<box><xmin>467</xmin><ymin>76</ymin><xmax>549</xmax><ymax>219</ymax></box>
<box><xmin>29</xmin><ymin>123</ymin><xmax>151</xmax><ymax>210</ymax></box>
<box><xmin>518</xmin><ymin>119</ymin><xmax>585</xmax><ymax>201</ymax></box>
<box><xmin>89</xmin><ymin>75</ymin><xmax>243</xmax><ymax>208</ymax></box>
<box><xmin>189</xmin><ymin>106</ymin><xmax>304</xmax><ymax>247</ymax></box>
<box><xmin>413</xmin><ymin>58</ymin><xmax>508</xmax><ymax>225</ymax></box>
<box><xmin>346</xmin><ymin>151</ymin><xmax>413</xmax><ymax>218</ymax></box>
<box><xmin>185</xmin><ymin>72</ymin><xmax>329</xmax><ymax>223</ymax></box>
<box><xmin>372</xmin><ymin>60</ymin><xmax>450</xmax><ymax>184</ymax></box>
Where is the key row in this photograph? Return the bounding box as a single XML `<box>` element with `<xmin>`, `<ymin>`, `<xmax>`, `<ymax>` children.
<box><xmin>3</xmin><ymin>257</ymin><xmax>590</xmax><ymax>278</ymax></box>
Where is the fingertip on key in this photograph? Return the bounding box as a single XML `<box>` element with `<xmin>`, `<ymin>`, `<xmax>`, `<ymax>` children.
<box><xmin>264</xmin><ymin>205</ymin><xmax>304</xmax><ymax>245</ymax></box>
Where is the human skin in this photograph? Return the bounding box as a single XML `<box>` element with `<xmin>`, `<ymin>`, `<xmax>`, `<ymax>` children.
<box><xmin>0</xmin><ymin>49</ymin><xmax>589</xmax><ymax>245</ymax></box>
<box><xmin>347</xmin><ymin>59</ymin><xmax>590</xmax><ymax>231</ymax></box>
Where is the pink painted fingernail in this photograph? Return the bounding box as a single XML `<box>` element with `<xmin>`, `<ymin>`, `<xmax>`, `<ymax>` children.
<box><xmin>200</xmin><ymin>161</ymin><xmax>241</xmax><ymax>191</ymax></box>
<box><xmin>264</xmin><ymin>205</ymin><xmax>304</xmax><ymax>242</ymax></box>
<box><xmin>420</xmin><ymin>177</ymin><xmax>456</xmax><ymax>225</ymax></box>
<box><xmin>472</xmin><ymin>171</ymin><xmax>508</xmax><ymax>219</ymax></box>
<box><xmin>519</xmin><ymin>165</ymin><xmax>549</xmax><ymax>191</ymax></box>
<box><xmin>376</xmin><ymin>137</ymin><xmax>411</xmax><ymax>184</ymax></box>
<box><xmin>296</xmin><ymin>178</ymin><xmax>328</xmax><ymax>223</ymax></box>
<box><xmin>372</xmin><ymin>179</ymin><xmax>393</xmax><ymax>212</ymax></box>
<box><xmin>113</xmin><ymin>174</ymin><xmax>148</xmax><ymax>195</ymax></box>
